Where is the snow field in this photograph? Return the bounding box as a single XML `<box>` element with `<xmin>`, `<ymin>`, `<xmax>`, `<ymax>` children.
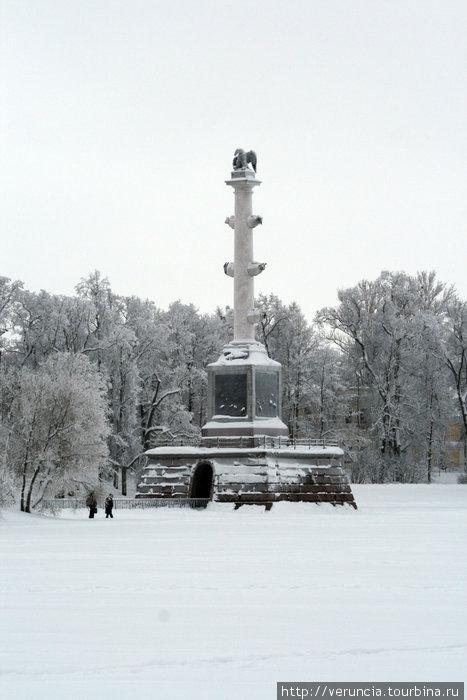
<box><xmin>1</xmin><ymin>485</ymin><xmax>466</xmax><ymax>700</ymax></box>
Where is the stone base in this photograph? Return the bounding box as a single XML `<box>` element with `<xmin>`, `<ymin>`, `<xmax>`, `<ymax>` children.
<box><xmin>229</xmin><ymin>168</ymin><xmax>257</xmax><ymax>180</ymax></box>
<box><xmin>201</xmin><ymin>419</ymin><xmax>288</xmax><ymax>438</ymax></box>
<box><xmin>203</xmin><ymin>341</ymin><xmax>288</xmax><ymax>438</ymax></box>
<box><xmin>136</xmin><ymin>445</ymin><xmax>357</xmax><ymax>508</ymax></box>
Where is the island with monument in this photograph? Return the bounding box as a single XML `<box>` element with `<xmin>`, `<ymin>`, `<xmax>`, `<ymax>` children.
<box><xmin>136</xmin><ymin>151</ymin><xmax>357</xmax><ymax>509</ymax></box>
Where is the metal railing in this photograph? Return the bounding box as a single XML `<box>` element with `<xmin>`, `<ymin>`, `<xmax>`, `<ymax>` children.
<box><xmin>114</xmin><ymin>498</ymin><xmax>209</xmax><ymax>509</ymax></box>
<box><xmin>47</xmin><ymin>498</ymin><xmax>86</xmax><ymax>509</ymax></box>
<box><xmin>152</xmin><ymin>436</ymin><xmax>339</xmax><ymax>449</ymax></box>
<box><xmin>45</xmin><ymin>497</ymin><xmax>210</xmax><ymax>510</ymax></box>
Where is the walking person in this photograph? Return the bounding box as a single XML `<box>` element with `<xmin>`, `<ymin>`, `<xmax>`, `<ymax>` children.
<box><xmin>105</xmin><ymin>493</ymin><xmax>114</xmax><ymax>519</ymax></box>
<box><xmin>86</xmin><ymin>492</ymin><xmax>97</xmax><ymax>519</ymax></box>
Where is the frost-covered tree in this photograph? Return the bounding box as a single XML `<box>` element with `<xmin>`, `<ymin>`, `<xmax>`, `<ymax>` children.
<box><xmin>444</xmin><ymin>298</ymin><xmax>467</xmax><ymax>471</ymax></box>
<box><xmin>256</xmin><ymin>293</ymin><xmax>289</xmax><ymax>359</ymax></box>
<box><xmin>257</xmin><ymin>294</ymin><xmax>307</xmax><ymax>434</ymax></box>
<box><xmin>121</xmin><ymin>296</ymin><xmax>180</xmax><ymax>453</ymax></box>
<box><xmin>6</xmin><ymin>285</ymin><xmax>98</xmax><ymax>368</ymax></box>
<box><xmin>4</xmin><ymin>353</ymin><xmax>109</xmax><ymax>512</ymax></box>
<box><xmin>308</xmin><ymin>341</ymin><xmax>348</xmax><ymax>441</ymax></box>
<box><xmin>0</xmin><ymin>276</ymin><xmax>22</xmax><ymax>353</ymax></box>
<box><xmin>75</xmin><ymin>274</ymin><xmax>143</xmax><ymax>487</ymax></box>
<box><xmin>0</xmin><ymin>277</ymin><xmax>23</xmax><ymax>504</ymax></box>
<box><xmin>162</xmin><ymin>301</ymin><xmax>228</xmax><ymax>430</ymax></box>
<box><xmin>256</xmin><ymin>294</ymin><xmax>332</xmax><ymax>437</ymax></box>
<box><xmin>317</xmin><ymin>271</ymin><xmax>455</xmax><ymax>481</ymax></box>
<box><xmin>8</xmin><ymin>289</ymin><xmax>63</xmax><ymax>367</ymax></box>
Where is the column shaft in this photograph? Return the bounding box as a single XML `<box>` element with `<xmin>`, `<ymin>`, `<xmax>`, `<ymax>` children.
<box><xmin>233</xmin><ymin>182</ymin><xmax>255</xmax><ymax>341</ymax></box>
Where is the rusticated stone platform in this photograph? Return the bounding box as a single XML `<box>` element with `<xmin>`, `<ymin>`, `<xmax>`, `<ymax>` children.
<box><xmin>136</xmin><ymin>440</ymin><xmax>357</xmax><ymax>509</ymax></box>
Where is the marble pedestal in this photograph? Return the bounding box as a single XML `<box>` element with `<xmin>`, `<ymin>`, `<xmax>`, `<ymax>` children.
<box><xmin>137</xmin><ymin>441</ymin><xmax>357</xmax><ymax>509</ymax></box>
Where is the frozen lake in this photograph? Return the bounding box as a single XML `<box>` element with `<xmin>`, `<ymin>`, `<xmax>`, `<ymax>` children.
<box><xmin>1</xmin><ymin>485</ymin><xmax>466</xmax><ymax>699</ymax></box>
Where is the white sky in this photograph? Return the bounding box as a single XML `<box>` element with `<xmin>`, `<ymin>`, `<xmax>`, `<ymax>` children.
<box><xmin>2</xmin><ymin>0</ymin><xmax>466</xmax><ymax>322</ymax></box>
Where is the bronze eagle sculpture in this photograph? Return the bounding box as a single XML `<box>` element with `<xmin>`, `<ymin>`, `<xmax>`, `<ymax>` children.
<box><xmin>232</xmin><ymin>148</ymin><xmax>257</xmax><ymax>173</ymax></box>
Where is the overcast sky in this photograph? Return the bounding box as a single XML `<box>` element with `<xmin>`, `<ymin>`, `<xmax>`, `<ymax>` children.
<box><xmin>2</xmin><ymin>0</ymin><xmax>466</xmax><ymax>322</ymax></box>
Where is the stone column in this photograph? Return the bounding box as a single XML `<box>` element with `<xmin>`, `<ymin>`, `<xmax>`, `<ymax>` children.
<box><xmin>226</xmin><ymin>170</ymin><xmax>261</xmax><ymax>343</ymax></box>
<box><xmin>201</xmin><ymin>161</ymin><xmax>288</xmax><ymax>438</ymax></box>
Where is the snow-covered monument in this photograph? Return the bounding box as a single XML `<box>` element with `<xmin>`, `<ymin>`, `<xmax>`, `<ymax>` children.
<box><xmin>137</xmin><ymin>150</ymin><xmax>357</xmax><ymax>509</ymax></box>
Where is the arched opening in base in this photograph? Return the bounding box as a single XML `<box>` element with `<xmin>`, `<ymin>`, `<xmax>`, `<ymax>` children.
<box><xmin>190</xmin><ymin>462</ymin><xmax>213</xmax><ymax>501</ymax></box>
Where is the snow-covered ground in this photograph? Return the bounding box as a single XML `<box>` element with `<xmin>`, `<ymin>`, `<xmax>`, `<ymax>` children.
<box><xmin>1</xmin><ymin>485</ymin><xmax>466</xmax><ymax>700</ymax></box>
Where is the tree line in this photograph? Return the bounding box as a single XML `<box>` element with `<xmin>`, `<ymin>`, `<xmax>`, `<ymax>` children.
<box><xmin>1</xmin><ymin>269</ymin><xmax>465</xmax><ymax>509</ymax></box>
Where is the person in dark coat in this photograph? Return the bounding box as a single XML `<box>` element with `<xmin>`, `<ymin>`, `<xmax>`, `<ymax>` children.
<box><xmin>86</xmin><ymin>492</ymin><xmax>97</xmax><ymax>519</ymax></box>
<box><xmin>105</xmin><ymin>493</ymin><xmax>114</xmax><ymax>519</ymax></box>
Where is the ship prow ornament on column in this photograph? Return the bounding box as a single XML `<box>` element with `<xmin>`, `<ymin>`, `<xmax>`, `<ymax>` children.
<box><xmin>137</xmin><ymin>150</ymin><xmax>357</xmax><ymax>509</ymax></box>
